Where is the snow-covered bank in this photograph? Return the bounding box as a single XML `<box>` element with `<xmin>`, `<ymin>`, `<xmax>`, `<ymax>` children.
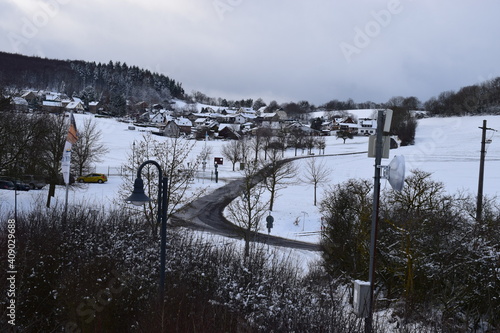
<box><xmin>2</xmin><ymin>114</ymin><xmax>499</xmax><ymax>247</ymax></box>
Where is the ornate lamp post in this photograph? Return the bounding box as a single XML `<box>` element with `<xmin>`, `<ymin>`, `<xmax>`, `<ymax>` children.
<box><xmin>126</xmin><ymin>160</ymin><xmax>168</xmax><ymax>300</ymax></box>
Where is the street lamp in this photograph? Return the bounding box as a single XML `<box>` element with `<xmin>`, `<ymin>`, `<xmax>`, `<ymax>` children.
<box><xmin>125</xmin><ymin>160</ymin><xmax>168</xmax><ymax>300</ymax></box>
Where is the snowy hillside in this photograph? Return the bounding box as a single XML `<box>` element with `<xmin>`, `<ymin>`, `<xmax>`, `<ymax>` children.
<box><xmin>1</xmin><ymin>114</ymin><xmax>499</xmax><ymax>245</ymax></box>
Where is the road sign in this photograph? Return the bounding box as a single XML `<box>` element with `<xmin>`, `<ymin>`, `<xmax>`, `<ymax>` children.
<box><xmin>367</xmin><ymin>135</ymin><xmax>390</xmax><ymax>158</ymax></box>
<box><xmin>266</xmin><ymin>215</ymin><xmax>274</xmax><ymax>233</ymax></box>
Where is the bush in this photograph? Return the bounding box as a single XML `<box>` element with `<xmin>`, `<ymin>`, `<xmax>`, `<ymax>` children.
<box><xmin>5</xmin><ymin>198</ymin><xmax>489</xmax><ymax>332</ymax></box>
<box><xmin>1</xmin><ymin>207</ymin><xmax>157</xmax><ymax>331</ymax></box>
<box><xmin>1</xmin><ymin>206</ymin><xmax>370</xmax><ymax>332</ymax></box>
<box><xmin>389</xmin><ymin>107</ymin><xmax>418</xmax><ymax>146</ymax></box>
<box><xmin>320</xmin><ymin>171</ymin><xmax>500</xmax><ymax>331</ymax></box>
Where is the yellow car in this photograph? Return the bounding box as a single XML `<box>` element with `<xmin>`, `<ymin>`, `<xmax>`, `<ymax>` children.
<box><xmin>77</xmin><ymin>173</ymin><xmax>108</xmax><ymax>184</ymax></box>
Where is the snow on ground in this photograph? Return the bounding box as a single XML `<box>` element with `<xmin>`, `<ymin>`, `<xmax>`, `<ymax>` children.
<box><xmin>260</xmin><ymin>115</ymin><xmax>500</xmax><ymax>244</ymax></box>
<box><xmin>2</xmin><ymin>114</ymin><xmax>500</xmax><ymax>252</ymax></box>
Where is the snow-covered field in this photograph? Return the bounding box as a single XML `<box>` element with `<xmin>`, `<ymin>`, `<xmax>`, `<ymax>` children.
<box><xmin>2</xmin><ymin>113</ymin><xmax>499</xmax><ymax>251</ymax></box>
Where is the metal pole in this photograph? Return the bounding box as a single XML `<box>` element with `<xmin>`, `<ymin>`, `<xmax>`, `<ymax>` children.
<box><xmin>132</xmin><ymin>141</ymin><xmax>136</xmax><ymax>182</ymax></box>
<box><xmin>366</xmin><ymin>110</ymin><xmax>385</xmax><ymax>333</ymax></box>
<box><xmin>64</xmin><ymin>183</ymin><xmax>69</xmax><ymax>225</ymax></box>
<box><xmin>136</xmin><ymin>160</ymin><xmax>167</xmax><ymax>301</ymax></box>
<box><xmin>477</xmin><ymin>120</ymin><xmax>487</xmax><ymax>222</ymax></box>
<box><xmin>160</xmin><ymin>176</ymin><xmax>168</xmax><ymax>301</ymax></box>
<box><xmin>14</xmin><ymin>187</ymin><xmax>18</xmax><ymax>223</ymax></box>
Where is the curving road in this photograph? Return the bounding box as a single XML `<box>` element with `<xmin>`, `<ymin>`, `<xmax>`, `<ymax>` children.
<box><xmin>170</xmin><ymin>152</ymin><xmax>366</xmax><ymax>252</ymax></box>
<box><xmin>170</xmin><ymin>157</ymin><xmax>322</xmax><ymax>251</ymax></box>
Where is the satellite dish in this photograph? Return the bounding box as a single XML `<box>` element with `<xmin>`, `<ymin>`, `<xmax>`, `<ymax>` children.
<box><xmin>386</xmin><ymin>155</ymin><xmax>405</xmax><ymax>191</ymax></box>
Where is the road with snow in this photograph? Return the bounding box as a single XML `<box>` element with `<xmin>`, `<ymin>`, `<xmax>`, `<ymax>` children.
<box><xmin>171</xmin><ymin>174</ymin><xmax>322</xmax><ymax>251</ymax></box>
<box><xmin>170</xmin><ymin>152</ymin><xmax>367</xmax><ymax>252</ymax></box>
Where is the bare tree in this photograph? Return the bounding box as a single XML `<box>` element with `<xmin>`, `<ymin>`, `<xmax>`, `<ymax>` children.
<box><xmin>302</xmin><ymin>158</ymin><xmax>331</xmax><ymax>206</ymax></box>
<box><xmin>304</xmin><ymin>136</ymin><xmax>316</xmax><ymax>155</ymax></box>
<box><xmin>288</xmin><ymin>128</ymin><xmax>305</xmax><ymax>156</ymax></box>
<box><xmin>249</xmin><ymin>130</ymin><xmax>263</xmax><ymax>162</ymax></box>
<box><xmin>119</xmin><ymin>133</ymin><xmax>206</xmax><ymax>235</ymax></box>
<box><xmin>221</xmin><ymin>140</ymin><xmax>241</xmax><ymax>171</ymax></box>
<box><xmin>336</xmin><ymin>130</ymin><xmax>353</xmax><ymax>144</ymax></box>
<box><xmin>198</xmin><ymin>143</ymin><xmax>213</xmax><ymax>171</ymax></box>
<box><xmin>252</xmin><ymin>97</ymin><xmax>266</xmax><ymax>111</ymax></box>
<box><xmin>316</xmin><ymin>137</ymin><xmax>326</xmax><ymax>155</ymax></box>
<box><xmin>226</xmin><ymin>160</ymin><xmax>269</xmax><ymax>259</ymax></box>
<box><xmin>275</xmin><ymin>131</ymin><xmax>287</xmax><ymax>157</ymax></box>
<box><xmin>249</xmin><ymin>127</ymin><xmax>274</xmax><ymax>161</ymax></box>
<box><xmin>262</xmin><ymin>147</ymin><xmax>298</xmax><ymax>211</ymax></box>
<box><xmin>239</xmin><ymin>137</ymin><xmax>251</xmax><ymax>165</ymax></box>
<box><xmin>0</xmin><ymin>110</ymin><xmax>51</xmax><ymax>177</ymax></box>
<box><xmin>386</xmin><ymin>95</ymin><xmax>405</xmax><ymax>108</ymax></box>
<box><xmin>42</xmin><ymin>114</ymin><xmax>67</xmax><ymax>207</ymax></box>
<box><xmin>71</xmin><ymin>117</ymin><xmax>109</xmax><ymax>176</ymax></box>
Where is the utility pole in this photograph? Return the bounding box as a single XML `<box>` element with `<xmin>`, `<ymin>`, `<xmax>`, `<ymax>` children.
<box><xmin>476</xmin><ymin>120</ymin><xmax>495</xmax><ymax>221</ymax></box>
<box><xmin>366</xmin><ymin>110</ymin><xmax>388</xmax><ymax>333</ymax></box>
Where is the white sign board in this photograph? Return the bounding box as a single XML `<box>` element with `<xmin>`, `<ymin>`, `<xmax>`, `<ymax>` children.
<box><xmin>367</xmin><ymin>136</ymin><xmax>390</xmax><ymax>159</ymax></box>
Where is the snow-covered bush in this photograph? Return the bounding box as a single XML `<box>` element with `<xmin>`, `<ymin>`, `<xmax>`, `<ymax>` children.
<box><xmin>320</xmin><ymin>170</ymin><xmax>500</xmax><ymax>331</ymax></box>
<box><xmin>1</xmin><ymin>204</ymin><xmax>425</xmax><ymax>332</ymax></box>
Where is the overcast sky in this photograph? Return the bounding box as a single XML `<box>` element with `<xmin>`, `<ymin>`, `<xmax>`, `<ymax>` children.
<box><xmin>2</xmin><ymin>0</ymin><xmax>500</xmax><ymax>106</ymax></box>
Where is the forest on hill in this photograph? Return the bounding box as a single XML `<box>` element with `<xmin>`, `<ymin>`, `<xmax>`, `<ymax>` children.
<box><xmin>0</xmin><ymin>51</ymin><xmax>184</xmax><ymax>115</ymax></box>
<box><xmin>2</xmin><ymin>51</ymin><xmax>500</xmax><ymax>117</ymax></box>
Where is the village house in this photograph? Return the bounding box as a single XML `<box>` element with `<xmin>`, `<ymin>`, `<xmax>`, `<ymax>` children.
<box><xmin>218</xmin><ymin>124</ymin><xmax>241</xmax><ymax>140</ymax></box>
<box><xmin>88</xmin><ymin>101</ymin><xmax>100</xmax><ymax>114</ymax></box>
<box><xmin>175</xmin><ymin>117</ymin><xmax>192</xmax><ymax>135</ymax></box>
<box><xmin>42</xmin><ymin>100</ymin><xmax>64</xmax><ymax>113</ymax></box>
<box><xmin>258</xmin><ymin>112</ymin><xmax>279</xmax><ymax>122</ymax></box>
<box><xmin>149</xmin><ymin>109</ymin><xmax>173</xmax><ymax>123</ymax></box>
<box><xmin>320</xmin><ymin>120</ymin><xmax>334</xmax><ymax>134</ymax></box>
<box><xmin>44</xmin><ymin>92</ymin><xmax>70</xmax><ymax>103</ymax></box>
<box><xmin>162</xmin><ymin>121</ymin><xmax>181</xmax><ymax>138</ymax></box>
<box><xmin>194</xmin><ymin>117</ymin><xmax>208</xmax><ymax>128</ymax></box>
<box><xmin>357</xmin><ymin>118</ymin><xmax>376</xmax><ymax>136</ymax></box>
<box><xmin>286</xmin><ymin>121</ymin><xmax>321</xmax><ymax>136</ymax></box>
<box><xmin>338</xmin><ymin>116</ymin><xmax>358</xmax><ymax>134</ymax></box>
<box><xmin>21</xmin><ymin>90</ymin><xmax>38</xmax><ymax>108</ymax></box>
<box><xmin>11</xmin><ymin>97</ymin><xmax>29</xmax><ymax>111</ymax></box>
<box><xmin>159</xmin><ymin>116</ymin><xmax>193</xmax><ymax>137</ymax></box>
<box><xmin>234</xmin><ymin>113</ymin><xmax>251</xmax><ymax>124</ymax></box>
<box><xmin>65</xmin><ymin>100</ymin><xmax>85</xmax><ymax>113</ymax></box>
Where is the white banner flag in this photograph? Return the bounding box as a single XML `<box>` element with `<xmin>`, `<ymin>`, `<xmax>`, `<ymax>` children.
<box><xmin>62</xmin><ymin>113</ymin><xmax>78</xmax><ymax>185</ymax></box>
<box><xmin>62</xmin><ymin>141</ymin><xmax>72</xmax><ymax>184</ymax></box>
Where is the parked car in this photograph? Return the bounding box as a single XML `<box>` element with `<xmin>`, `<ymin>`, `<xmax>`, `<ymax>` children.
<box><xmin>13</xmin><ymin>180</ymin><xmax>31</xmax><ymax>191</ymax></box>
<box><xmin>0</xmin><ymin>180</ymin><xmax>15</xmax><ymax>190</ymax></box>
<box><xmin>21</xmin><ymin>175</ymin><xmax>46</xmax><ymax>189</ymax></box>
<box><xmin>0</xmin><ymin>177</ymin><xmax>30</xmax><ymax>191</ymax></box>
<box><xmin>12</xmin><ymin>179</ymin><xmax>30</xmax><ymax>191</ymax></box>
<box><xmin>77</xmin><ymin>173</ymin><xmax>108</xmax><ymax>183</ymax></box>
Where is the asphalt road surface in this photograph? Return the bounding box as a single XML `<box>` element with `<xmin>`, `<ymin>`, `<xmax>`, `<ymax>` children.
<box><xmin>170</xmin><ymin>157</ymin><xmax>322</xmax><ymax>252</ymax></box>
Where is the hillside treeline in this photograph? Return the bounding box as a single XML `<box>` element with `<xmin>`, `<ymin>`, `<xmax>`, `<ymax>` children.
<box><xmin>0</xmin><ymin>52</ymin><xmax>184</xmax><ymax>115</ymax></box>
<box><xmin>424</xmin><ymin>77</ymin><xmax>500</xmax><ymax>115</ymax></box>
<box><xmin>2</xmin><ymin>51</ymin><xmax>500</xmax><ymax>117</ymax></box>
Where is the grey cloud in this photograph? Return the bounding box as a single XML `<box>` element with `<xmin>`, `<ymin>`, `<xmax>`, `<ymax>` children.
<box><xmin>1</xmin><ymin>0</ymin><xmax>500</xmax><ymax>105</ymax></box>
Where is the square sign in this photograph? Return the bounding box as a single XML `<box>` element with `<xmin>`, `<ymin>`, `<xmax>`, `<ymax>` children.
<box><xmin>214</xmin><ymin>157</ymin><xmax>223</xmax><ymax>165</ymax></box>
<box><xmin>367</xmin><ymin>136</ymin><xmax>390</xmax><ymax>159</ymax></box>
